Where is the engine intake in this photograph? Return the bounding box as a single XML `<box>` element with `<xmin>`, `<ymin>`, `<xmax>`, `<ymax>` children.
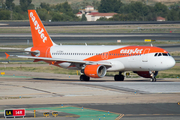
<box><xmin>84</xmin><ymin>65</ymin><xmax>106</xmax><ymax>78</ymax></box>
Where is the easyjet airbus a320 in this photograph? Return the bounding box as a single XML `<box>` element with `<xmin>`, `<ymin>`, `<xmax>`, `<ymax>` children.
<box><xmin>6</xmin><ymin>10</ymin><xmax>176</xmax><ymax>82</ymax></box>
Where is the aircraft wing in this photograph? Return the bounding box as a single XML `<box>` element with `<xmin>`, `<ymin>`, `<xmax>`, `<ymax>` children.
<box><xmin>17</xmin><ymin>55</ymin><xmax>112</xmax><ymax>66</ymax></box>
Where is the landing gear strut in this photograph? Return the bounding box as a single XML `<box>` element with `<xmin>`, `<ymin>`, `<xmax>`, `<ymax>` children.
<box><xmin>114</xmin><ymin>72</ymin><xmax>124</xmax><ymax>81</ymax></box>
<box><xmin>150</xmin><ymin>71</ymin><xmax>156</xmax><ymax>82</ymax></box>
<box><xmin>80</xmin><ymin>75</ymin><xmax>90</xmax><ymax>81</ymax></box>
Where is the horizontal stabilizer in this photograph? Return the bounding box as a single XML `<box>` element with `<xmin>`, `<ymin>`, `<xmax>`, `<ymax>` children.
<box><xmin>5</xmin><ymin>52</ymin><xmax>10</xmax><ymax>59</ymax></box>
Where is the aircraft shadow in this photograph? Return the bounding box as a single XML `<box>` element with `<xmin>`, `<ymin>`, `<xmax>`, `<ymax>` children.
<box><xmin>28</xmin><ymin>78</ymin><xmax>173</xmax><ymax>82</ymax></box>
<box><xmin>31</xmin><ymin>78</ymin><xmax>112</xmax><ymax>82</ymax></box>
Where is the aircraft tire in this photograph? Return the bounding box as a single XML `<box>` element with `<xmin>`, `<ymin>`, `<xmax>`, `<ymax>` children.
<box><xmin>114</xmin><ymin>75</ymin><xmax>124</xmax><ymax>81</ymax></box>
<box><xmin>151</xmin><ymin>78</ymin><xmax>156</xmax><ymax>82</ymax></box>
<box><xmin>80</xmin><ymin>75</ymin><xmax>90</xmax><ymax>81</ymax></box>
<box><xmin>120</xmin><ymin>75</ymin><xmax>124</xmax><ymax>81</ymax></box>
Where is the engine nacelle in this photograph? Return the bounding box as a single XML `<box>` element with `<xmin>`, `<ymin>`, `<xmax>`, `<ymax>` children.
<box><xmin>83</xmin><ymin>65</ymin><xmax>106</xmax><ymax>78</ymax></box>
<box><xmin>134</xmin><ymin>71</ymin><xmax>158</xmax><ymax>78</ymax></box>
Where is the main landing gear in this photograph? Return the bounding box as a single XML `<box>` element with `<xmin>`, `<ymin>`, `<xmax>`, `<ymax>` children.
<box><xmin>114</xmin><ymin>72</ymin><xmax>124</xmax><ymax>81</ymax></box>
<box><xmin>150</xmin><ymin>71</ymin><xmax>156</xmax><ymax>82</ymax></box>
<box><xmin>80</xmin><ymin>75</ymin><xmax>90</xmax><ymax>81</ymax></box>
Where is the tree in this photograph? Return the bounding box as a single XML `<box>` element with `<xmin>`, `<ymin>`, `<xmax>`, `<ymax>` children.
<box><xmin>81</xmin><ymin>14</ymin><xmax>87</xmax><ymax>21</ymax></box>
<box><xmin>81</xmin><ymin>0</ymin><xmax>90</xmax><ymax>8</ymax></box>
<box><xmin>70</xmin><ymin>2</ymin><xmax>81</xmax><ymax>14</ymax></box>
<box><xmin>54</xmin><ymin>2</ymin><xmax>73</xmax><ymax>14</ymax></box>
<box><xmin>62</xmin><ymin>2</ymin><xmax>72</xmax><ymax>13</ymax></box>
<box><xmin>154</xmin><ymin>2</ymin><xmax>168</xmax><ymax>17</ymax></box>
<box><xmin>40</xmin><ymin>2</ymin><xmax>51</xmax><ymax>11</ymax></box>
<box><xmin>169</xmin><ymin>3</ymin><xmax>180</xmax><ymax>11</ymax></box>
<box><xmin>98</xmin><ymin>0</ymin><xmax>123</xmax><ymax>13</ymax></box>
<box><xmin>118</xmin><ymin>2</ymin><xmax>148</xmax><ymax>21</ymax></box>
<box><xmin>5</xmin><ymin>0</ymin><xmax>15</xmax><ymax>10</ymax></box>
<box><xmin>167</xmin><ymin>10</ymin><xmax>179</xmax><ymax>21</ymax></box>
<box><xmin>12</xmin><ymin>11</ymin><xmax>26</xmax><ymax>20</ymax></box>
<box><xmin>109</xmin><ymin>13</ymin><xmax>135</xmax><ymax>21</ymax></box>
<box><xmin>92</xmin><ymin>0</ymin><xmax>100</xmax><ymax>9</ymax></box>
<box><xmin>37</xmin><ymin>8</ymin><xmax>52</xmax><ymax>21</ymax></box>
<box><xmin>0</xmin><ymin>9</ymin><xmax>10</xmax><ymax>20</ymax></box>
<box><xmin>52</xmin><ymin>13</ymin><xmax>63</xmax><ymax>21</ymax></box>
<box><xmin>20</xmin><ymin>0</ymin><xmax>34</xmax><ymax>12</ymax></box>
<box><xmin>14</xmin><ymin>5</ymin><xmax>22</xmax><ymax>13</ymax></box>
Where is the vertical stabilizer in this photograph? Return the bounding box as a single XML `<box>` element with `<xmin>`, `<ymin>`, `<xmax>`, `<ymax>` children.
<box><xmin>28</xmin><ymin>10</ymin><xmax>56</xmax><ymax>47</ymax></box>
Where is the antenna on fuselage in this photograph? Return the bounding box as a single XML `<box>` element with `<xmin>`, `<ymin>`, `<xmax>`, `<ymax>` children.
<box><xmin>85</xmin><ymin>43</ymin><xmax>87</xmax><ymax>46</ymax></box>
<box><xmin>60</xmin><ymin>43</ymin><xmax>62</xmax><ymax>46</ymax></box>
<box><xmin>151</xmin><ymin>44</ymin><xmax>153</xmax><ymax>47</ymax></box>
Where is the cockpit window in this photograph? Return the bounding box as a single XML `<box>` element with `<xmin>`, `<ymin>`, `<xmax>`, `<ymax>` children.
<box><xmin>158</xmin><ymin>53</ymin><xmax>162</xmax><ymax>56</ymax></box>
<box><xmin>162</xmin><ymin>53</ymin><xmax>168</xmax><ymax>56</ymax></box>
<box><xmin>154</xmin><ymin>52</ymin><xmax>171</xmax><ymax>57</ymax></box>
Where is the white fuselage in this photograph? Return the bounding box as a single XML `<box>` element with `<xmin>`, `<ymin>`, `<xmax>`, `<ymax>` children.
<box><xmin>49</xmin><ymin>45</ymin><xmax>175</xmax><ymax>72</ymax></box>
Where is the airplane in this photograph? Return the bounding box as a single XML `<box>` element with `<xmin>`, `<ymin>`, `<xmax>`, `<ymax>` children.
<box><xmin>5</xmin><ymin>10</ymin><xmax>176</xmax><ymax>82</ymax></box>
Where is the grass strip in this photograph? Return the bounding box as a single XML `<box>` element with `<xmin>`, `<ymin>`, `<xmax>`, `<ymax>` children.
<box><xmin>26</xmin><ymin>106</ymin><xmax>119</xmax><ymax>120</ymax></box>
<box><xmin>1</xmin><ymin>41</ymin><xmax>180</xmax><ymax>48</ymax></box>
<box><xmin>1</xmin><ymin>24</ymin><xmax>180</xmax><ymax>33</ymax></box>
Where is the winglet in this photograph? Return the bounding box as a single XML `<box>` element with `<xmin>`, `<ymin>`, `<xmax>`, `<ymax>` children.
<box><xmin>5</xmin><ymin>52</ymin><xmax>10</xmax><ymax>59</ymax></box>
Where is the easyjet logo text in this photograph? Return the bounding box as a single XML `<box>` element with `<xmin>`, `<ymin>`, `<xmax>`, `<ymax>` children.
<box><xmin>120</xmin><ymin>48</ymin><xmax>143</xmax><ymax>54</ymax></box>
<box><xmin>30</xmin><ymin>12</ymin><xmax>47</xmax><ymax>43</ymax></box>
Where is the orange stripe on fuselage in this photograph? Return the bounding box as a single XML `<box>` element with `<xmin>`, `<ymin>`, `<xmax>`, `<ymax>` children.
<box><xmin>84</xmin><ymin>46</ymin><xmax>167</xmax><ymax>61</ymax></box>
<box><xmin>31</xmin><ymin>47</ymin><xmax>52</xmax><ymax>58</ymax></box>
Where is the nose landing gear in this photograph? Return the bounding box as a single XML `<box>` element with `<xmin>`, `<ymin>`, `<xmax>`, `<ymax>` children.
<box><xmin>150</xmin><ymin>77</ymin><xmax>156</xmax><ymax>82</ymax></box>
<box><xmin>150</xmin><ymin>71</ymin><xmax>157</xmax><ymax>82</ymax></box>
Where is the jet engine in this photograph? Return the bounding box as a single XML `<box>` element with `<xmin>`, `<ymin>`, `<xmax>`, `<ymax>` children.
<box><xmin>83</xmin><ymin>65</ymin><xmax>106</xmax><ymax>78</ymax></box>
<box><xmin>133</xmin><ymin>71</ymin><xmax>158</xmax><ymax>78</ymax></box>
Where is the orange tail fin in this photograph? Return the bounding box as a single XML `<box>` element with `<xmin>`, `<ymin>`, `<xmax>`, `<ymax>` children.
<box><xmin>28</xmin><ymin>10</ymin><xmax>56</xmax><ymax>47</ymax></box>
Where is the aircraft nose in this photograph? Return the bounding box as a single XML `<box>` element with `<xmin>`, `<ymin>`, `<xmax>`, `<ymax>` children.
<box><xmin>167</xmin><ymin>57</ymin><xmax>176</xmax><ymax>68</ymax></box>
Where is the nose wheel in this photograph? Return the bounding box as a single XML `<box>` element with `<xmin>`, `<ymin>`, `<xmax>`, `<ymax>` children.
<box><xmin>150</xmin><ymin>71</ymin><xmax>157</xmax><ymax>82</ymax></box>
<box><xmin>114</xmin><ymin>72</ymin><xmax>124</xmax><ymax>81</ymax></box>
<box><xmin>150</xmin><ymin>77</ymin><xmax>156</xmax><ymax>82</ymax></box>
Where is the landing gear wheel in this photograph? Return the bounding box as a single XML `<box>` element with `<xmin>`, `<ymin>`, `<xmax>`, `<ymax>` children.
<box><xmin>150</xmin><ymin>71</ymin><xmax>157</xmax><ymax>82</ymax></box>
<box><xmin>80</xmin><ymin>75</ymin><xmax>90</xmax><ymax>81</ymax></box>
<box><xmin>151</xmin><ymin>77</ymin><xmax>156</xmax><ymax>82</ymax></box>
<box><xmin>152</xmin><ymin>78</ymin><xmax>156</xmax><ymax>82</ymax></box>
<box><xmin>114</xmin><ymin>75</ymin><xmax>124</xmax><ymax>81</ymax></box>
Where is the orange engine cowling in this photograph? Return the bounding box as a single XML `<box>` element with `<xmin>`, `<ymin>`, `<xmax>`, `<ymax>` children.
<box><xmin>134</xmin><ymin>71</ymin><xmax>158</xmax><ymax>78</ymax></box>
<box><xmin>84</xmin><ymin>65</ymin><xmax>106</xmax><ymax>78</ymax></box>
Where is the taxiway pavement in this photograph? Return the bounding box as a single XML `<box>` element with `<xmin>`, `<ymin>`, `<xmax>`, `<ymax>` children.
<box><xmin>0</xmin><ymin>71</ymin><xmax>180</xmax><ymax>119</ymax></box>
<box><xmin>0</xmin><ymin>33</ymin><xmax>180</xmax><ymax>45</ymax></box>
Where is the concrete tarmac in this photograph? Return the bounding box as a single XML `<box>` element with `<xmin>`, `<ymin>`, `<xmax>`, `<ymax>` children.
<box><xmin>0</xmin><ymin>71</ymin><xmax>180</xmax><ymax>119</ymax></box>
